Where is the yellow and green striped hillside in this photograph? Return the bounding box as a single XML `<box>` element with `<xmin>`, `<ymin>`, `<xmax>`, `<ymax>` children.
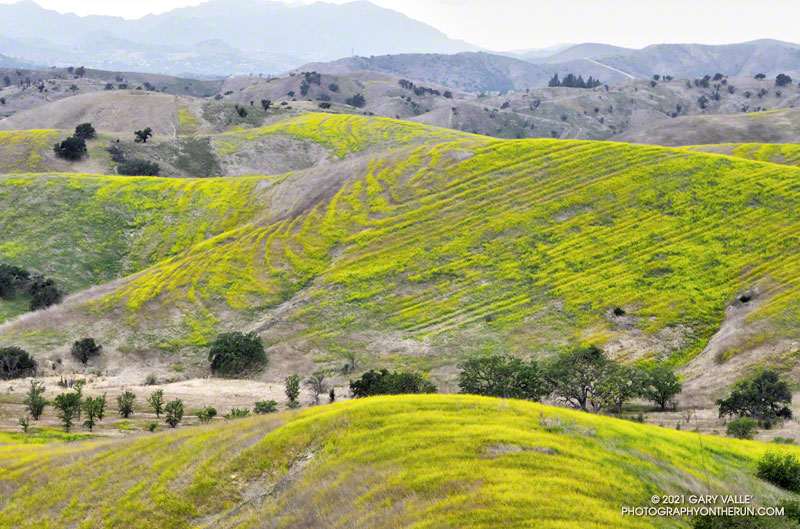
<box><xmin>3</xmin><ymin>114</ymin><xmax>800</xmax><ymax>373</ymax></box>
<box><xmin>684</xmin><ymin>143</ymin><xmax>800</xmax><ymax>167</ymax></box>
<box><xmin>0</xmin><ymin>395</ymin><xmax>795</xmax><ymax>529</ymax></box>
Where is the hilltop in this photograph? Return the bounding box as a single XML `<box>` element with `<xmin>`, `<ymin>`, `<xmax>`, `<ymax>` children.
<box><xmin>3</xmin><ymin>114</ymin><xmax>800</xmax><ymax>403</ymax></box>
<box><xmin>1</xmin><ymin>394</ymin><xmax>797</xmax><ymax>529</ymax></box>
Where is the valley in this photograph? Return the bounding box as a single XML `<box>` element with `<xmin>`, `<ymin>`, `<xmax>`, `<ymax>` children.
<box><xmin>4</xmin><ymin>4</ymin><xmax>800</xmax><ymax>527</ymax></box>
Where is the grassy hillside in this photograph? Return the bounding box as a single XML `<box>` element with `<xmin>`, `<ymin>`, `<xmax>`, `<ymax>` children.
<box><xmin>0</xmin><ymin>395</ymin><xmax>796</xmax><ymax>529</ymax></box>
<box><xmin>4</xmin><ymin>114</ymin><xmax>800</xmax><ymax>382</ymax></box>
<box><xmin>684</xmin><ymin>143</ymin><xmax>800</xmax><ymax>167</ymax></box>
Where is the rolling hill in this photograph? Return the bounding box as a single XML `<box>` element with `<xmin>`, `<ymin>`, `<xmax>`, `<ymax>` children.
<box><xmin>615</xmin><ymin>107</ymin><xmax>800</xmax><ymax>146</ymax></box>
<box><xmin>1</xmin><ymin>394</ymin><xmax>797</xmax><ymax>529</ymax></box>
<box><xmin>3</xmin><ymin>114</ymin><xmax>800</xmax><ymax>398</ymax></box>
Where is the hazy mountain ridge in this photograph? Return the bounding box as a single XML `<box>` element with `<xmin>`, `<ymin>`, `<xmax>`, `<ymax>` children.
<box><xmin>0</xmin><ymin>0</ymin><xmax>480</xmax><ymax>75</ymax></box>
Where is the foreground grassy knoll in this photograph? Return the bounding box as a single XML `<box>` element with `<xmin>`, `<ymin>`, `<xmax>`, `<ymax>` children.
<box><xmin>4</xmin><ymin>114</ymin><xmax>800</xmax><ymax>378</ymax></box>
<box><xmin>0</xmin><ymin>395</ymin><xmax>795</xmax><ymax>528</ymax></box>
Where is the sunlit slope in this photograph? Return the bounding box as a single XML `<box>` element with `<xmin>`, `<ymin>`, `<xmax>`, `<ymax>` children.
<box><xmin>684</xmin><ymin>143</ymin><xmax>800</xmax><ymax>167</ymax></box>
<box><xmin>5</xmin><ymin>115</ymin><xmax>800</xmax><ymax>371</ymax></box>
<box><xmin>0</xmin><ymin>395</ymin><xmax>794</xmax><ymax>529</ymax></box>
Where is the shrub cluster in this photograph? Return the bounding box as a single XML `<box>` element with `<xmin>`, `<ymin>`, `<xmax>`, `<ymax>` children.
<box><xmin>0</xmin><ymin>263</ymin><xmax>63</xmax><ymax>311</ymax></box>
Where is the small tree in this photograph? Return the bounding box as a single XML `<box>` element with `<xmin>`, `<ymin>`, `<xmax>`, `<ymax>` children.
<box><xmin>776</xmin><ymin>73</ymin><xmax>793</xmax><ymax>87</ymax></box>
<box><xmin>71</xmin><ymin>338</ymin><xmax>102</xmax><ymax>365</ymax></box>
<box><xmin>196</xmin><ymin>406</ymin><xmax>217</xmax><ymax>424</ymax></box>
<box><xmin>260</xmin><ymin>99</ymin><xmax>272</xmax><ymax>112</ymax></box>
<box><xmin>597</xmin><ymin>364</ymin><xmax>645</xmax><ymax>414</ymax></box>
<box><xmin>716</xmin><ymin>369</ymin><xmax>792</xmax><ymax>427</ymax></box>
<box><xmin>544</xmin><ymin>345</ymin><xmax>610</xmax><ymax>412</ymax></box>
<box><xmin>726</xmin><ymin>417</ymin><xmax>758</xmax><ymax>440</ymax></box>
<box><xmin>285</xmin><ymin>374</ymin><xmax>300</xmax><ymax>408</ymax></box>
<box><xmin>235</xmin><ymin>104</ymin><xmax>248</xmax><ymax>118</ymax></box>
<box><xmin>18</xmin><ymin>416</ymin><xmax>29</xmax><ymax>433</ymax></box>
<box><xmin>24</xmin><ymin>380</ymin><xmax>48</xmax><ymax>420</ymax></box>
<box><xmin>53</xmin><ymin>136</ymin><xmax>87</xmax><ymax>161</ymax></box>
<box><xmin>755</xmin><ymin>73</ymin><xmax>766</xmax><ymax>80</ymax></box>
<box><xmin>0</xmin><ymin>346</ymin><xmax>36</xmax><ymax>380</ymax></box>
<box><xmin>643</xmin><ymin>366</ymin><xmax>682</xmax><ymax>410</ymax></box>
<box><xmin>165</xmin><ymin>399</ymin><xmax>184</xmax><ymax>427</ymax></box>
<box><xmin>208</xmin><ymin>332</ymin><xmax>267</xmax><ymax>376</ymax></box>
<box><xmin>83</xmin><ymin>394</ymin><xmax>106</xmax><ymax>431</ymax></box>
<box><xmin>134</xmin><ymin>127</ymin><xmax>153</xmax><ymax>143</ymax></box>
<box><xmin>305</xmin><ymin>371</ymin><xmax>327</xmax><ymax>405</ymax></box>
<box><xmin>254</xmin><ymin>400</ymin><xmax>278</xmax><ymax>414</ymax></box>
<box><xmin>117</xmin><ymin>390</ymin><xmax>136</xmax><ymax>418</ymax></box>
<box><xmin>74</xmin><ymin>123</ymin><xmax>96</xmax><ymax>140</ymax></box>
<box><xmin>147</xmin><ymin>389</ymin><xmax>164</xmax><ymax>417</ymax></box>
<box><xmin>53</xmin><ymin>392</ymin><xmax>81</xmax><ymax>432</ymax></box>
<box><xmin>329</xmin><ymin>388</ymin><xmax>335</xmax><ymax>403</ymax></box>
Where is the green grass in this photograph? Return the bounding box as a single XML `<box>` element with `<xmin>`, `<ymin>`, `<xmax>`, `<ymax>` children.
<box><xmin>0</xmin><ymin>130</ymin><xmax>61</xmax><ymax>173</ymax></box>
<box><xmin>0</xmin><ymin>427</ymin><xmax>95</xmax><ymax>445</ymax></box>
<box><xmin>5</xmin><ymin>114</ymin><xmax>800</xmax><ymax>369</ymax></box>
<box><xmin>0</xmin><ymin>395</ymin><xmax>796</xmax><ymax>528</ymax></box>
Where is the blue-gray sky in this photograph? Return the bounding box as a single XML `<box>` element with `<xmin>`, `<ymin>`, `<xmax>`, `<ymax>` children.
<box><xmin>2</xmin><ymin>0</ymin><xmax>798</xmax><ymax>51</ymax></box>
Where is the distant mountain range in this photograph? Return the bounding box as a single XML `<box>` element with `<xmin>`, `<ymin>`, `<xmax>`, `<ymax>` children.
<box><xmin>1</xmin><ymin>0</ymin><xmax>800</xmax><ymax>85</ymax></box>
<box><xmin>297</xmin><ymin>39</ymin><xmax>800</xmax><ymax>92</ymax></box>
<box><xmin>0</xmin><ymin>0</ymin><xmax>480</xmax><ymax>76</ymax></box>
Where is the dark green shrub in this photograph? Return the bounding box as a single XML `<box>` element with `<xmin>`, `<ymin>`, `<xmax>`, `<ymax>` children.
<box><xmin>0</xmin><ymin>346</ymin><xmax>36</xmax><ymax>380</ymax></box>
<box><xmin>208</xmin><ymin>332</ymin><xmax>266</xmax><ymax>376</ymax></box>
<box><xmin>117</xmin><ymin>159</ymin><xmax>160</xmax><ymax>176</ymax></box>
<box><xmin>345</xmin><ymin>93</ymin><xmax>366</xmax><ymax>108</ymax></box>
<box><xmin>254</xmin><ymin>400</ymin><xmax>278</xmax><ymax>414</ymax></box>
<box><xmin>71</xmin><ymin>338</ymin><xmax>102</xmax><ymax>365</ymax></box>
<box><xmin>74</xmin><ymin>123</ymin><xmax>96</xmax><ymax>140</ymax></box>
<box><xmin>756</xmin><ymin>452</ymin><xmax>800</xmax><ymax>492</ymax></box>
<box><xmin>29</xmin><ymin>276</ymin><xmax>63</xmax><ymax>310</ymax></box>
<box><xmin>726</xmin><ymin>417</ymin><xmax>758</xmax><ymax>439</ymax></box>
<box><xmin>350</xmin><ymin>369</ymin><xmax>437</xmax><ymax>398</ymax></box>
<box><xmin>53</xmin><ymin>136</ymin><xmax>87</xmax><ymax>160</ymax></box>
<box><xmin>165</xmin><ymin>399</ymin><xmax>184</xmax><ymax>427</ymax></box>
